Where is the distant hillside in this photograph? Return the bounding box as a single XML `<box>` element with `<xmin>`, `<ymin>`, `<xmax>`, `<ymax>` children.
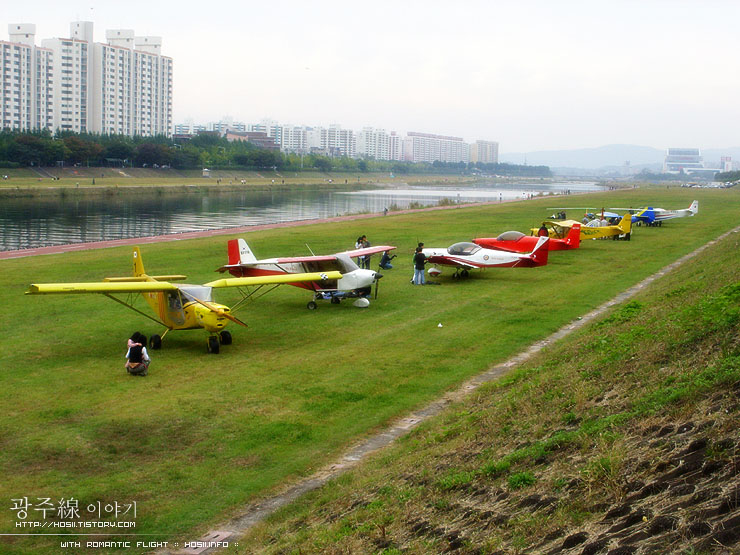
<box><xmin>501</xmin><ymin>144</ymin><xmax>664</xmax><ymax>169</ymax></box>
<box><xmin>501</xmin><ymin>144</ymin><xmax>740</xmax><ymax>172</ymax></box>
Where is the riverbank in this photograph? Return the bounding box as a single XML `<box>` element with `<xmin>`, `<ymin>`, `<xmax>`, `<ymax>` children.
<box><xmin>0</xmin><ymin>168</ymin><xmax>493</xmax><ymax>197</ymax></box>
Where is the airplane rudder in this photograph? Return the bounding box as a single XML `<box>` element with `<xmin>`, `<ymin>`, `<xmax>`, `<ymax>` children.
<box><xmin>237</xmin><ymin>238</ymin><xmax>257</xmax><ymax>264</ymax></box>
<box><xmin>132</xmin><ymin>247</ymin><xmax>145</xmax><ymax>276</ymax></box>
<box><xmin>227</xmin><ymin>239</ymin><xmax>241</xmax><ymax>265</ymax></box>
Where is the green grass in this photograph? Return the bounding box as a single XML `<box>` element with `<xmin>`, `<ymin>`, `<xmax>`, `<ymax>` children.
<box><xmin>0</xmin><ymin>186</ymin><xmax>736</xmax><ymax>553</ymax></box>
<box><xmin>236</xmin><ymin>191</ymin><xmax>740</xmax><ymax>553</ymax></box>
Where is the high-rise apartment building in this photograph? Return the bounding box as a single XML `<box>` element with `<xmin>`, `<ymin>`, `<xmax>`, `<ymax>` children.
<box><xmin>470</xmin><ymin>140</ymin><xmax>499</xmax><ymax>164</ymax></box>
<box><xmin>1</xmin><ymin>24</ymin><xmax>54</xmax><ymax>131</ymax></box>
<box><xmin>1</xmin><ymin>21</ymin><xmax>172</xmax><ymax>136</ymax></box>
<box><xmin>356</xmin><ymin>127</ymin><xmax>392</xmax><ymax>160</ymax></box>
<box><xmin>307</xmin><ymin>125</ymin><xmax>356</xmax><ymax>157</ymax></box>
<box><xmin>403</xmin><ymin>132</ymin><xmax>469</xmax><ymax>163</ymax></box>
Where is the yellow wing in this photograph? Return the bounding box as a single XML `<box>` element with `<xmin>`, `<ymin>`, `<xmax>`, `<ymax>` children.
<box><xmin>26</xmin><ymin>282</ymin><xmax>180</xmax><ymax>295</ymax></box>
<box><xmin>204</xmin><ymin>271</ymin><xmax>343</xmax><ymax>288</ymax></box>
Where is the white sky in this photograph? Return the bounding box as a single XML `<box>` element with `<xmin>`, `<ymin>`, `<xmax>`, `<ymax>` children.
<box><xmin>4</xmin><ymin>0</ymin><xmax>739</xmax><ymax>152</ymax></box>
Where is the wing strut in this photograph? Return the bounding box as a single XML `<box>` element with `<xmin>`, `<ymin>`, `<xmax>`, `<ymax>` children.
<box><xmin>103</xmin><ymin>293</ymin><xmax>167</xmax><ymax>328</ymax></box>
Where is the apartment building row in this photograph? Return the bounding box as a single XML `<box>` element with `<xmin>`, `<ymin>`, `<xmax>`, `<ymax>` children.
<box><xmin>175</xmin><ymin>119</ymin><xmax>499</xmax><ymax>164</ymax></box>
<box><xmin>1</xmin><ymin>21</ymin><xmax>172</xmax><ymax>136</ymax></box>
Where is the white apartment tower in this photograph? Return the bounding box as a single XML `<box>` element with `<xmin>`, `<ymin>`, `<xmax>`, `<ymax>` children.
<box><xmin>1</xmin><ymin>24</ymin><xmax>54</xmax><ymax>131</ymax></box>
<box><xmin>307</xmin><ymin>124</ymin><xmax>356</xmax><ymax>157</ymax></box>
<box><xmin>470</xmin><ymin>140</ymin><xmax>499</xmax><ymax>164</ymax></box>
<box><xmin>356</xmin><ymin>127</ymin><xmax>391</xmax><ymax>160</ymax></box>
<box><xmin>1</xmin><ymin>21</ymin><xmax>172</xmax><ymax>136</ymax></box>
<box><xmin>279</xmin><ymin>125</ymin><xmax>309</xmax><ymax>153</ymax></box>
<box><xmin>404</xmin><ymin>132</ymin><xmax>470</xmax><ymax>163</ymax></box>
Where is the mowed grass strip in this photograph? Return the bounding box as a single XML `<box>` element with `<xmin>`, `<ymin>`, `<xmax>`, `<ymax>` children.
<box><xmin>0</xmin><ymin>186</ymin><xmax>734</xmax><ymax>552</ymax></box>
<box><xmin>239</xmin><ymin>194</ymin><xmax>740</xmax><ymax>553</ymax></box>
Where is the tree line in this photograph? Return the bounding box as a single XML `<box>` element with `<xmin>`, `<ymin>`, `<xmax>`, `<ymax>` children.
<box><xmin>0</xmin><ymin>129</ymin><xmax>551</xmax><ymax>177</ymax></box>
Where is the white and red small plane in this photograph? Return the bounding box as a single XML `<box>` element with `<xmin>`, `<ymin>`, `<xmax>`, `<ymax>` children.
<box><xmin>217</xmin><ymin>239</ymin><xmax>396</xmax><ymax>308</ymax></box>
<box><xmin>474</xmin><ymin>223</ymin><xmax>581</xmax><ymax>253</ymax></box>
<box><xmin>422</xmin><ymin>235</ymin><xmax>550</xmax><ymax>279</ymax></box>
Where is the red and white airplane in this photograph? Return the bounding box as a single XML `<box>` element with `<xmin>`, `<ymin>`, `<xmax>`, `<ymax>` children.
<box><xmin>217</xmin><ymin>239</ymin><xmax>396</xmax><ymax>308</ymax></box>
<box><xmin>473</xmin><ymin>223</ymin><xmax>581</xmax><ymax>253</ymax></box>
<box><xmin>422</xmin><ymin>236</ymin><xmax>550</xmax><ymax>278</ymax></box>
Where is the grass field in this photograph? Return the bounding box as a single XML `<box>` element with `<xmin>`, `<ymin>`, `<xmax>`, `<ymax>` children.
<box><xmin>0</xmin><ymin>186</ymin><xmax>736</xmax><ymax>553</ymax></box>
<box><xmin>239</xmin><ymin>191</ymin><xmax>740</xmax><ymax>554</ymax></box>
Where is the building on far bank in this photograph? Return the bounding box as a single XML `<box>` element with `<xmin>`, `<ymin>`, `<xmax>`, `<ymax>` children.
<box><xmin>470</xmin><ymin>140</ymin><xmax>499</xmax><ymax>164</ymax></box>
<box><xmin>663</xmin><ymin>148</ymin><xmax>704</xmax><ymax>173</ymax></box>
<box><xmin>403</xmin><ymin>131</ymin><xmax>469</xmax><ymax>163</ymax></box>
<box><xmin>1</xmin><ymin>21</ymin><xmax>172</xmax><ymax>136</ymax></box>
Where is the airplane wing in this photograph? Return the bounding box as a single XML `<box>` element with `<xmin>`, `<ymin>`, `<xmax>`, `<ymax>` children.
<box><xmin>337</xmin><ymin>245</ymin><xmax>397</xmax><ymax>258</ymax></box>
<box><xmin>205</xmin><ymin>271</ymin><xmax>342</xmax><ymax>288</ymax></box>
<box><xmin>26</xmin><ymin>281</ymin><xmax>180</xmax><ymax>294</ymax></box>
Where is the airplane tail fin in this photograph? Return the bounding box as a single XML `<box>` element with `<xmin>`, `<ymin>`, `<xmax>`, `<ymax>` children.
<box><xmin>228</xmin><ymin>238</ymin><xmax>257</xmax><ymax>265</ymax></box>
<box><xmin>689</xmin><ymin>200</ymin><xmax>699</xmax><ymax>215</ymax></box>
<box><xmin>618</xmin><ymin>213</ymin><xmax>632</xmax><ymax>234</ymax></box>
<box><xmin>565</xmin><ymin>223</ymin><xmax>581</xmax><ymax>248</ymax></box>
<box><xmin>528</xmin><ymin>236</ymin><xmax>550</xmax><ymax>266</ymax></box>
<box><xmin>132</xmin><ymin>247</ymin><xmax>146</xmax><ymax>277</ymax></box>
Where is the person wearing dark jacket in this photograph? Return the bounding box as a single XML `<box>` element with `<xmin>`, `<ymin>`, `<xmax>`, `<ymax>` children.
<box><xmin>412</xmin><ymin>247</ymin><xmax>427</xmax><ymax>285</ymax></box>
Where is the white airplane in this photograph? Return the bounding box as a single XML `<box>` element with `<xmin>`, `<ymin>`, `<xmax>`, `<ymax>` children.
<box><xmin>422</xmin><ymin>236</ymin><xmax>549</xmax><ymax>279</ymax></box>
<box><xmin>611</xmin><ymin>200</ymin><xmax>698</xmax><ymax>226</ymax></box>
<box><xmin>217</xmin><ymin>239</ymin><xmax>396</xmax><ymax>308</ymax></box>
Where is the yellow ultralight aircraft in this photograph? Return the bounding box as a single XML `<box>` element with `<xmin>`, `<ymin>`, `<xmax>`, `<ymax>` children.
<box><xmin>25</xmin><ymin>247</ymin><xmax>342</xmax><ymax>353</ymax></box>
<box><xmin>532</xmin><ymin>213</ymin><xmax>632</xmax><ymax>241</ymax></box>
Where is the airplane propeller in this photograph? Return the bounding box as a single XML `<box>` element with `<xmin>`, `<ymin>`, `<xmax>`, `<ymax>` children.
<box><xmin>374</xmin><ymin>271</ymin><xmax>383</xmax><ymax>299</ymax></box>
<box><xmin>190</xmin><ymin>295</ymin><xmax>249</xmax><ymax>327</ymax></box>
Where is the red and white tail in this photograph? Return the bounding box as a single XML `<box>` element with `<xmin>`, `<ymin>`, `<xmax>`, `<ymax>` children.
<box><xmin>227</xmin><ymin>238</ymin><xmax>257</xmax><ymax>265</ymax></box>
<box><xmin>689</xmin><ymin>200</ymin><xmax>699</xmax><ymax>215</ymax></box>
<box><xmin>565</xmin><ymin>223</ymin><xmax>581</xmax><ymax>248</ymax></box>
<box><xmin>528</xmin><ymin>236</ymin><xmax>550</xmax><ymax>266</ymax></box>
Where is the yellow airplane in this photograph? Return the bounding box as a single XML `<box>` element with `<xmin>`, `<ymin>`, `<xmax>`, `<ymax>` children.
<box><xmin>532</xmin><ymin>213</ymin><xmax>632</xmax><ymax>241</ymax></box>
<box><xmin>26</xmin><ymin>247</ymin><xmax>342</xmax><ymax>354</ymax></box>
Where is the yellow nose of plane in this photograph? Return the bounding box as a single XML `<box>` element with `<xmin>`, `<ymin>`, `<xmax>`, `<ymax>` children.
<box><xmin>194</xmin><ymin>304</ymin><xmax>229</xmax><ymax>332</ymax></box>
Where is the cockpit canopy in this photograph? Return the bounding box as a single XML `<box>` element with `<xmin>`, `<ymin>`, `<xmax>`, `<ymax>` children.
<box><xmin>447</xmin><ymin>242</ymin><xmax>481</xmax><ymax>256</ymax></box>
<box><xmin>496</xmin><ymin>231</ymin><xmax>525</xmax><ymax>241</ymax></box>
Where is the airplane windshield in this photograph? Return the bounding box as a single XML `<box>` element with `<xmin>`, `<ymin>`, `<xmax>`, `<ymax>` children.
<box><xmin>496</xmin><ymin>231</ymin><xmax>525</xmax><ymax>241</ymax></box>
<box><xmin>335</xmin><ymin>254</ymin><xmax>359</xmax><ymax>273</ymax></box>
<box><xmin>179</xmin><ymin>286</ymin><xmax>214</xmax><ymax>303</ymax></box>
<box><xmin>448</xmin><ymin>242</ymin><xmax>481</xmax><ymax>256</ymax></box>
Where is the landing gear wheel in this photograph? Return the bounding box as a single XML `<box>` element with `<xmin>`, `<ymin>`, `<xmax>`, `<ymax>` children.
<box><xmin>461</xmin><ymin>269</ymin><xmax>469</xmax><ymax>278</ymax></box>
<box><xmin>207</xmin><ymin>336</ymin><xmax>220</xmax><ymax>354</ymax></box>
<box><xmin>149</xmin><ymin>334</ymin><xmax>162</xmax><ymax>350</ymax></box>
<box><xmin>307</xmin><ymin>301</ymin><xmax>318</xmax><ymax>310</ymax></box>
<box><xmin>331</xmin><ymin>296</ymin><xmax>341</xmax><ymax>304</ymax></box>
<box><xmin>219</xmin><ymin>330</ymin><xmax>232</xmax><ymax>345</ymax></box>
<box><xmin>625</xmin><ymin>232</ymin><xmax>631</xmax><ymax>241</ymax></box>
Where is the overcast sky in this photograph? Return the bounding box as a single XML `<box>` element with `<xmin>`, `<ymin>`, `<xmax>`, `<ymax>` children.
<box><xmin>4</xmin><ymin>0</ymin><xmax>738</xmax><ymax>152</ymax></box>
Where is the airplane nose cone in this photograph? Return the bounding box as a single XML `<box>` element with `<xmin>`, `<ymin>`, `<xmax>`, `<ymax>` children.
<box><xmin>374</xmin><ymin>272</ymin><xmax>383</xmax><ymax>280</ymax></box>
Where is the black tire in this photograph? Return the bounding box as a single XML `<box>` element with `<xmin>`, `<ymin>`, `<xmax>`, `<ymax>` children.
<box><xmin>219</xmin><ymin>330</ymin><xmax>232</xmax><ymax>345</ymax></box>
<box><xmin>461</xmin><ymin>269</ymin><xmax>469</xmax><ymax>278</ymax></box>
<box><xmin>625</xmin><ymin>232</ymin><xmax>631</xmax><ymax>241</ymax></box>
<box><xmin>207</xmin><ymin>336</ymin><xmax>220</xmax><ymax>354</ymax></box>
<box><xmin>149</xmin><ymin>334</ymin><xmax>162</xmax><ymax>350</ymax></box>
<box><xmin>331</xmin><ymin>296</ymin><xmax>341</xmax><ymax>304</ymax></box>
<box><xmin>307</xmin><ymin>301</ymin><xmax>318</xmax><ymax>310</ymax></box>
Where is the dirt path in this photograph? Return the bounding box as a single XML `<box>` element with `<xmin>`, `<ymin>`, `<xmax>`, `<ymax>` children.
<box><xmin>157</xmin><ymin>227</ymin><xmax>740</xmax><ymax>554</ymax></box>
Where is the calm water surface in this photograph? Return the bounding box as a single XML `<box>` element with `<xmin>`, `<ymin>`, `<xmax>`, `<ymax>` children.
<box><xmin>0</xmin><ymin>182</ymin><xmax>601</xmax><ymax>251</ymax></box>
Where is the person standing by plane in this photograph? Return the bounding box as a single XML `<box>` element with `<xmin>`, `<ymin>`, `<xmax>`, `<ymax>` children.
<box><xmin>412</xmin><ymin>247</ymin><xmax>427</xmax><ymax>285</ymax></box>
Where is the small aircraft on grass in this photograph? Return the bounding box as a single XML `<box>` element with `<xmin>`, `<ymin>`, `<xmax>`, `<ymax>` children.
<box><xmin>474</xmin><ymin>223</ymin><xmax>581</xmax><ymax>252</ymax></box>
<box><xmin>610</xmin><ymin>200</ymin><xmax>698</xmax><ymax>226</ymax></box>
<box><xmin>532</xmin><ymin>213</ymin><xmax>632</xmax><ymax>241</ymax></box>
<box><xmin>25</xmin><ymin>247</ymin><xmax>341</xmax><ymax>353</ymax></box>
<box><xmin>422</xmin><ymin>235</ymin><xmax>549</xmax><ymax>278</ymax></box>
<box><xmin>217</xmin><ymin>239</ymin><xmax>396</xmax><ymax>309</ymax></box>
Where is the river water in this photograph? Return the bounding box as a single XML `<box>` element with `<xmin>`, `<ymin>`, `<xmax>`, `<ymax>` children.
<box><xmin>0</xmin><ymin>181</ymin><xmax>601</xmax><ymax>251</ymax></box>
